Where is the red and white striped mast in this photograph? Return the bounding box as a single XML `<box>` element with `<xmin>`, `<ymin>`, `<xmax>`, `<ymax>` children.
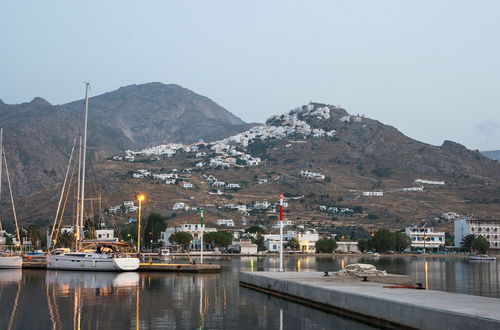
<box><xmin>279</xmin><ymin>194</ymin><xmax>284</xmax><ymax>272</ymax></box>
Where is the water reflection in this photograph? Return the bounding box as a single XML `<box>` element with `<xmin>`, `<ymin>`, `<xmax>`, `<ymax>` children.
<box><xmin>0</xmin><ymin>256</ymin><xmax>498</xmax><ymax>329</ymax></box>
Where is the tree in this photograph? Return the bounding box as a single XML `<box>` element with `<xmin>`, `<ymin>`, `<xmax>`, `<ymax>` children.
<box><xmin>204</xmin><ymin>231</ymin><xmax>233</xmax><ymax>248</ymax></box>
<box><xmin>169</xmin><ymin>232</ymin><xmax>193</xmax><ymax>250</ymax></box>
<box><xmin>246</xmin><ymin>225</ymin><xmax>265</xmax><ymax>234</ymax></box>
<box><xmin>471</xmin><ymin>236</ymin><xmax>490</xmax><ymax>254</ymax></box>
<box><xmin>252</xmin><ymin>232</ymin><xmax>266</xmax><ymax>251</ymax></box>
<box><xmin>358</xmin><ymin>239</ymin><xmax>368</xmax><ymax>252</ymax></box>
<box><xmin>143</xmin><ymin>212</ymin><xmax>167</xmax><ymax>244</ymax></box>
<box><xmin>393</xmin><ymin>232</ymin><xmax>411</xmax><ymax>252</ymax></box>
<box><xmin>26</xmin><ymin>224</ymin><xmax>43</xmax><ymax>250</ymax></box>
<box><xmin>460</xmin><ymin>234</ymin><xmax>475</xmax><ymax>252</ymax></box>
<box><xmin>372</xmin><ymin>229</ymin><xmax>395</xmax><ymax>252</ymax></box>
<box><xmin>84</xmin><ymin>218</ymin><xmax>97</xmax><ymax>239</ymax></box>
<box><xmin>287</xmin><ymin>237</ymin><xmax>300</xmax><ymax>251</ymax></box>
<box><xmin>315</xmin><ymin>238</ymin><xmax>337</xmax><ymax>253</ymax></box>
<box><xmin>57</xmin><ymin>231</ymin><xmax>74</xmax><ymax>248</ymax></box>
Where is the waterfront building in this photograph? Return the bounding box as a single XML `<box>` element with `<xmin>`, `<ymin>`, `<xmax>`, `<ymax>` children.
<box><xmin>264</xmin><ymin>239</ymin><xmax>282</xmax><ymax>252</ymax></box>
<box><xmin>336</xmin><ymin>241</ymin><xmax>359</xmax><ymax>253</ymax></box>
<box><xmin>454</xmin><ymin>217</ymin><xmax>500</xmax><ymax>252</ymax></box>
<box><xmin>297</xmin><ymin>231</ymin><xmax>319</xmax><ymax>253</ymax></box>
<box><xmin>159</xmin><ymin>224</ymin><xmax>216</xmax><ymax>249</ymax></box>
<box><xmin>404</xmin><ymin>225</ymin><xmax>445</xmax><ymax>250</ymax></box>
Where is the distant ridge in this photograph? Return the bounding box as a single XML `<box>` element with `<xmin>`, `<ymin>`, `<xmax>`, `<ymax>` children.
<box><xmin>481</xmin><ymin>150</ymin><xmax>500</xmax><ymax>161</ymax></box>
<box><xmin>0</xmin><ymin>82</ymin><xmax>256</xmax><ymax>196</ymax></box>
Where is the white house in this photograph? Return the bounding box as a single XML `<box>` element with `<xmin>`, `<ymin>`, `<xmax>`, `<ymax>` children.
<box><xmin>299</xmin><ymin>170</ymin><xmax>325</xmax><ymax>180</ymax></box>
<box><xmin>335</xmin><ymin>242</ymin><xmax>359</xmax><ymax>253</ymax></box>
<box><xmin>405</xmin><ymin>225</ymin><xmax>445</xmax><ymax>250</ymax></box>
<box><xmin>172</xmin><ymin>202</ymin><xmax>187</xmax><ymax>211</ymax></box>
<box><xmin>264</xmin><ymin>239</ymin><xmax>282</xmax><ymax>252</ymax></box>
<box><xmin>183</xmin><ymin>183</ymin><xmax>194</xmax><ymax>189</ymax></box>
<box><xmin>362</xmin><ymin>191</ymin><xmax>384</xmax><ymax>197</ymax></box>
<box><xmin>403</xmin><ymin>187</ymin><xmax>424</xmax><ymax>192</ymax></box>
<box><xmin>216</xmin><ymin>219</ymin><xmax>235</xmax><ymax>227</ymax></box>
<box><xmin>123</xmin><ymin>201</ymin><xmax>135</xmax><ymax>208</ymax></box>
<box><xmin>95</xmin><ymin>229</ymin><xmax>118</xmax><ymax>242</ymax></box>
<box><xmin>442</xmin><ymin>212</ymin><xmax>460</xmax><ymax>221</ymax></box>
<box><xmin>211</xmin><ymin>181</ymin><xmax>226</xmax><ymax>187</ymax></box>
<box><xmin>414</xmin><ymin>179</ymin><xmax>445</xmax><ymax>185</ymax></box>
<box><xmin>165</xmin><ymin>179</ymin><xmax>176</xmax><ymax>185</ymax></box>
<box><xmin>235</xmin><ymin>205</ymin><xmax>247</xmax><ymax>213</ymax></box>
<box><xmin>226</xmin><ymin>183</ymin><xmax>241</xmax><ymax>189</ymax></box>
<box><xmin>272</xmin><ymin>220</ymin><xmax>293</xmax><ymax>229</ymax></box>
<box><xmin>159</xmin><ymin>224</ymin><xmax>217</xmax><ymax>249</ymax></box>
<box><xmin>454</xmin><ymin>217</ymin><xmax>500</xmax><ymax>250</ymax></box>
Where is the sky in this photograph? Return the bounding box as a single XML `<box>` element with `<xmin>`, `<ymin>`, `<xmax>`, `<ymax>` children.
<box><xmin>1</xmin><ymin>1</ymin><xmax>499</xmax><ymax>150</ymax></box>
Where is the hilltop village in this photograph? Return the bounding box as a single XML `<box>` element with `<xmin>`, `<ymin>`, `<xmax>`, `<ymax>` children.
<box><xmin>2</xmin><ymin>103</ymin><xmax>498</xmax><ymax>255</ymax></box>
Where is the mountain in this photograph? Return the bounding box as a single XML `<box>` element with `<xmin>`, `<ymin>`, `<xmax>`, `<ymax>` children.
<box><xmin>10</xmin><ymin>102</ymin><xmax>500</xmax><ymax>233</ymax></box>
<box><xmin>0</xmin><ymin>83</ymin><xmax>255</xmax><ymax>196</ymax></box>
<box><xmin>481</xmin><ymin>150</ymin><xmax>500</xmax><ymax>161</ymax></box>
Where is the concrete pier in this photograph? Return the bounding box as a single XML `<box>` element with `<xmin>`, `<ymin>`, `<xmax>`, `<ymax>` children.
<box><xmin>239</xmin><ymin>271</ymin><xmax>500</xmax><ymax>330</ymax></box>
<box><xmin>139</xmin><ymin>262</ymin><xmax>220</xmax><ymax>273</ymax></box>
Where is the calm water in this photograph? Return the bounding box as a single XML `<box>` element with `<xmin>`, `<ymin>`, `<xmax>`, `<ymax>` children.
<box><xmin>0</xmin><ymin>255</ymin><xmax>498</xmax><ymax>329</ymax></box>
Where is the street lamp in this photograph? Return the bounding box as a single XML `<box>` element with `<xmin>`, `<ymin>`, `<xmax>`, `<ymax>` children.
<box><xmin>136</xmin><ymin>194</ymin><xmax>146</xmax><ymax>254</ymax></box>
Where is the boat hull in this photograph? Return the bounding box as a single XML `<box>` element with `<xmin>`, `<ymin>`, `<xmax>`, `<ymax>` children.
<box><xmin>47</xmin><ymin>255</ymin><xmax>139</xmax><ymax>271</ymax></box>
<box><xmin>469</xmin><ymin>256</ymin><xmax>496</xmax><ymax>261</ymax></box>
<box><xmin>0</xmin><ymin>256</ymin><xmax>23</xmax><ymax>269</ymax></box>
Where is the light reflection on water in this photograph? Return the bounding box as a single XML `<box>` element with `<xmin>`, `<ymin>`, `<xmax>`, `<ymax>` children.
<box><xmin>0</xmin><ymin>256</ymin><xmax>498</xmax><ymax>329</ymax></box>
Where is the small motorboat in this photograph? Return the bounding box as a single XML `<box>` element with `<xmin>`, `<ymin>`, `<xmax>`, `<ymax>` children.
<box><xmin>158</xmin><ymin>247</ymin><xmax>172</xmax><ymax>261</ymax></box>
<box><xmin>469</xmin><ymin>254</ymin><xmax>496</xmax><ymax>261</ymax></box>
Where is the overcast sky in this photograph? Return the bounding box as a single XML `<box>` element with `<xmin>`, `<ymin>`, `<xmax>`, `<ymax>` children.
<box><xmin>1</xmin><ymin>1</ymin><xmax>499</xmax><ymax>150</ymax></box>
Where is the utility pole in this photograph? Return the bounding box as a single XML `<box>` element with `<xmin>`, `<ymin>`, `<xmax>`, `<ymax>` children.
<box><xmin>200</xmin><ymin>208</ymin><xmax>204</xmax><ymax>264</ymax></box>
<box><xmin>279</xmin><ymin>194</ymin><xmax>284</xmax><ymax>272</ymax></box>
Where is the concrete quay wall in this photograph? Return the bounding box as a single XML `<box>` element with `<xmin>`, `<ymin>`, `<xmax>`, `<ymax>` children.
<box><xmin>239</xmin><ymin>271</ymin><xmax>500</xmax><ymax>330</ymax></box>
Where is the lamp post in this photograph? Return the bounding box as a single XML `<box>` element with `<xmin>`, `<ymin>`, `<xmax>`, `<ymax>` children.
<box><xmin>136</xmin><ymin>194</ymin><xmax>146</xmax><ymax>254</ymax></box>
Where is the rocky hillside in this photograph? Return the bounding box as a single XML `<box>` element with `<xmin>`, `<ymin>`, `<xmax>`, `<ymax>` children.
<box><xmin>10</xmin><ymin>103</ymin><xmax>500</xmax><ymax>233</ymax></box>
<box><xmin>0</xmin><ymin>83</ymin><xmax>255</xmax><ymax>196</ymax></box>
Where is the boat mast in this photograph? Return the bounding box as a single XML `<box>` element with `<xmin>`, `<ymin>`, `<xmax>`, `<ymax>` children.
<box><xmin>3</xmin><ymin>146</ymin><xmax>21</xmax><ymax>249</ymax></box>
<box><xmin>0</xmin><ymin>128</ymin><xmax>3</xmax><ymax>234</ymax></box>
<box><xmin>75</xmin><ymin>136</ymin><xmax>82</xmax><ymax>250</ymax></box>
<box><xmin>49</xmin><ymin>134</ymin><xmax>78</xmax><ymax>250</ymax></box>
<box><xmin>79</xmin><ymin>82</ymin><xmax>90</xmax><ymax>248</ymax></box>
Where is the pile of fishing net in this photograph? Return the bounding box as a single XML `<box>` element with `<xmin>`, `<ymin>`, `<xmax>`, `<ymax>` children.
<box><xmin>334</xmin><ymin>263</ymin><xmax>387</xmax><ymax>277</ymax></box>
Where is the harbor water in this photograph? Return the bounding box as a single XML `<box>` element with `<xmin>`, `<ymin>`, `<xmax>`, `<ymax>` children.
<box><xmin>0</xmin><ymin>255</ymin><xmax>498</xmax><ymax>329</ymax></box>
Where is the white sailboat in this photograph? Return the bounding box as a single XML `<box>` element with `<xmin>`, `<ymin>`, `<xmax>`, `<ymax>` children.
<box><xmin>47</xmin><ymin>83</ymin><xmax>139</xmax><ymax>271</ymax></box>
<box><xmin>0</xmin><ymin>127</ymin><xmax>23</xmax><ymax>269</ymax></box>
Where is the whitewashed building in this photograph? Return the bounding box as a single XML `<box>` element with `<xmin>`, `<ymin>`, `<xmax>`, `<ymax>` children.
<box><xmin>362</xmin><ymin>191</ymin><xmax>384</xmax><ymax>197</ymax></box>
<box><xmin>159</xmin><ymin>224</ymin><xmax>217</xmax><ymax>249</ymax></box>
<box><xmin>336</xmin><ymin>242</ymin><xmax>359</xmax><ymax>253</ymax></box>
<box><xmin>454</xmin><ymin>218</ymin><xmax>500</xmax><ymax>250</ymax></box>
<box><xmin>405</xmin><ymin>225</ymin><xmax>445</xmax><ymax>250</ymax></box>
<box><xmin>216</xmin><ymin>219</ymin><xmax>235</xmax><ymax>227</ymax></box>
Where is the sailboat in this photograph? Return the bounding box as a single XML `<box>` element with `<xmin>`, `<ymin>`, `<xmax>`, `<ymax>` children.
<box><xmin>0</xmin><ymin>127</ymin><xmax>23</xmax><ymax>269</ymax></box>
<box><xmin>46</xmin><ymin>83</ymin><xmax>139</xmax><ymax>271</ymax></box>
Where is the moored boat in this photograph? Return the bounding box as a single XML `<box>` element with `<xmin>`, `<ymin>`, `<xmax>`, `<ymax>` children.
<box><xmin>469</xmin><ymin>254</ymin><xmax>496</xmax><ymax>261</ymax></box>
<box><xmin>47</xmin><ymin>242</ymin><xmax>139</xmax><ymax>271</ymax></box>
<box><xmin>0</xmin><ymin>253</ymin><xmax>22</xmax><ymax>269</ymax></box>
<box><xmin>46</xmin><ymin>84</ymin><xmax>140</xmax><ymax>272</ymax></box>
